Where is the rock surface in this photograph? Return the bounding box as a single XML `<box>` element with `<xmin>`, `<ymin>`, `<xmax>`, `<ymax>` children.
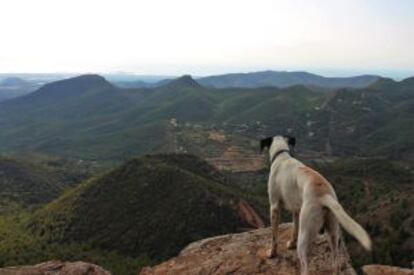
<box><xmin>140</xmin><ymin>223</ymin><xmax>356</xmax><ymax>275</ymax></box>
<box><xmin>362</xmin><ymin>265</ymin><xmax>413</xmax><ymax>275</ymax></box>
<box><xmin>0</xmin><ymin>260</ymin><xmax>110</xmax><ymax>275</ymax></box>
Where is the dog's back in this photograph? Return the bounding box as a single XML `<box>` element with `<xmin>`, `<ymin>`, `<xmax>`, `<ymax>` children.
<box><xmin>271</xmin><ymin>158</ymin><xmax>337</xmax><ymax>213</ymax></box>
<box><xmin>269</xmin><ymin>157</ymin><xmax>304</xmax><ymax>212</ymax></box>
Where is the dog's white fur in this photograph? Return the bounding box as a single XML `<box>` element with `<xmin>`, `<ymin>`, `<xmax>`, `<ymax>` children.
<box><xmin>265</xmin><ymin>136</ymin><xmax>371</xmax><ymax>275</ymax></box>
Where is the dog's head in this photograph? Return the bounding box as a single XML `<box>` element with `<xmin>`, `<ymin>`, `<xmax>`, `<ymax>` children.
<box><xmin>260</xmin><ymin>135</ymin><xmax>296</xmax><ymax>153</ymax></box>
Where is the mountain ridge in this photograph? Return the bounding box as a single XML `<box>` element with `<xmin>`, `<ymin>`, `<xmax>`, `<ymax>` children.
<box><xmin>31</xmin><ymin>74</ymin><xmax>114</xmax><ymax>97</ymax></box>
<box><xmin>162</xmin><ymin>75</ymin><xmax>201</xmax><ymax>89</ymax></box>
<box><xmin>197</xmin><ymin>70</ymin><xmax>380</xmax><ymax>89</ymax></box>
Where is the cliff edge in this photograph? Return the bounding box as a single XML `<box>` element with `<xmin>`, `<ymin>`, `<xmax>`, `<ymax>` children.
<box><xmin>140</xmin><ymin>223</ymin><xmax>356</xmax><ymax>275</ymax></box>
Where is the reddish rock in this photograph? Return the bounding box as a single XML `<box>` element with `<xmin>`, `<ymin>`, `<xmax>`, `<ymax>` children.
<box><xmin>0</xmin><ymin>260</ymin><xmax>111</xmax><ymax>275</ymax></box>
<box><xmin>140</xmin><ymin>223</ymin><xmax>356</xmax><ymax>275</ymax></box>
<box><xmin>236</xmin><ymin>199</ymin><xmax>265</xmax><ymax>229</ymax></box>
<box><xmin>362</xmin><ymin>265</ymin><xmax>413</xmax><ymax>275</ymax></box>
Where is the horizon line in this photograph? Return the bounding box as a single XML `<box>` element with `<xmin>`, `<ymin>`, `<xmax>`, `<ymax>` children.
<box><xmin>0</xmin><ymin>68</ymin><xmax>413</xmax><ymax>80</ymax></box>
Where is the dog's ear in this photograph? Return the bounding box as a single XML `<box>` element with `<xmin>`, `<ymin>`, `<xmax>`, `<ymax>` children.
<box><xmin>285</xmin><ymin>135</ymin><xmax>296</xmax><ymax>148</ymax></box>
<box><xmin>260</xmin><ymin>137</ymin><xmax>273</xmax><ymax>153</ymax></box>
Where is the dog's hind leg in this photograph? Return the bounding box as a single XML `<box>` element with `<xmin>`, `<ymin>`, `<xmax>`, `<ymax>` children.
<box><xmin>268</xmin><ymin>203</ymin><xmax>280</xmax><ymax>258</ymax></box>
<box><xmin>297</xmin><ymin>204</ymin><xmax>323</xmax><ymax>275</ymax></box>
<box><xmin>287</xmin><ymin>211</ymin><xmax>299</xmax><ymax>249</ymax></box>
<box><xmin>326</xmin><ymin>213</ymin><xmax>340</xmax><ymax>275</ymax></box>
<box><xmin>297</xmin><ymin>232</ymin><xmax>310</xmax><ymax>275</ymax></box>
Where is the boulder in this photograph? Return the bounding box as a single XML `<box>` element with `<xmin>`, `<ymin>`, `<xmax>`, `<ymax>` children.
<box><xmin>0</xmin><ymin>260</ymin><xmax>110</xmax><ymax>275</ymax></box>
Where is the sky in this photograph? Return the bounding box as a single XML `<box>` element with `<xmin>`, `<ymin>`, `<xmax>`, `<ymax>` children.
<box><xmin>0</xmin><ymin>0</ymin><xmax>413</xmax><ymax>78</ymax></box>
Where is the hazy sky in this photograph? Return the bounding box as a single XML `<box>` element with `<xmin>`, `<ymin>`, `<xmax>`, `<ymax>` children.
<box><xmin>1</xmin><ymin>0</ymin><xmax>413</xmax><ymax>77</ymax></box>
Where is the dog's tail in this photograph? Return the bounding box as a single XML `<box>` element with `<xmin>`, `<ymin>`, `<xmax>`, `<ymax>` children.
<box><xmin>320</xmin><ymin>194</ymin><xmax>372</xmax><ymax>251</ymax></box>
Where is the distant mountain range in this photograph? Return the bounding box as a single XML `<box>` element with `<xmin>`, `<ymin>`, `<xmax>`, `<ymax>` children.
<box><xmin>0</xmin><ymin>70</ymin><xmax>384</xmax><ymax>91</ymax></box>
<box><xmin>0</xmin><ymin>73</ymin><xmax>413</xmax><ymax>160</ymax></box>
<box><xmin>197</xmin><ymin>70</ymin><xmax>380</xmax><ymax>89</ymax></box>
<box><xmin>113</xmin><ymin>70</ymin><xmax>380</xmax><ymax>89</ymax></box>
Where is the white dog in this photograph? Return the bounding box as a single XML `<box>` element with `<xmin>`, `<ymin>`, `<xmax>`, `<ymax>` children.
<box><xmin>261</xmin><ymin>135</ymin><xmax>371</xmax><ymax>275</ymax></box>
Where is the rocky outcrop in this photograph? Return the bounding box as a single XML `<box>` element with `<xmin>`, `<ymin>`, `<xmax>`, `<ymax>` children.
<box><xmin>0</xmin><ymin>228</ymin><xmax>410</xmax><ymax>275</ymax></box>
<box><xmin>140</xmin><ymin>223</ymin><xmax>356</xmax><ymax>275</ymax></box>
<box><xmin>0</xmin><ymin>260</ymin><xmax>110</xmax><ymax>275</ymax></box>
<box><xmin>362</xmin><ymin>265</ymin><xmax>413</xmax><ymax>275</ymax></box>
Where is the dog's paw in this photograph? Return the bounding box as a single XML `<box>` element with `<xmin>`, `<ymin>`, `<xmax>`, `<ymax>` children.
<box><xmin>267</xmin><ymin>248</ymin><xmax>277</xmax><ymax>258</ymax></box>
<box><xmin>286</xmin><ymin>240</ymin><xmax>296</xmax><ymax>249</ymax></box>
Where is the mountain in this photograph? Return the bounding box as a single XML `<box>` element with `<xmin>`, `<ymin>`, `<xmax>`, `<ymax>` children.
<box><xmin>162</xmin><ymin>75</ymin><xmax>201</xmax><ymax>89</ymax></box>
<box><xmin>0</xmin><ymin>74</ymin><xmax>413</xmax><ymax>161</ymax></box>
<box><xmin>0</xmin><ymin>74</ymin><xmax>166</xmax><ymax>159</ymax></box>
<box><xmin>198</xmin><ymin>70</ymin><xmax>379</xmax><ymax>89</ymax></box>
<box><xmin>26</xmin><ymin>154</ymin><xmax>265</xmax><ymax>267</ymax></box>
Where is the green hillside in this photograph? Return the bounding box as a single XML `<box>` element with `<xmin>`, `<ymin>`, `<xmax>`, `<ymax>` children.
<box><xmin>0</xmin><ymin>154</ymin><xmax>267</xmax><ymax>274</ymax></box>
<box><xmin>0</xmin><ymin>155</ymin><xmax>90</xmax><ymax>213</ymax></box>
<box><xmin>307</xmin><ymin>78</ymin><xmax>414</xmax><ymax>157</ymax></box>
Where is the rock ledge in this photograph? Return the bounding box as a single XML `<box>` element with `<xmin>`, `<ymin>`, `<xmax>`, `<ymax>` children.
<box><xmin>140</xmin><ymin>223</ymin><xmax>356</xmax><ymax>275</ymax></box>
<box><xmin>362</xmin><ymin>265</ymin><xmax>413</xmax><ymax>275</ymax></box>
